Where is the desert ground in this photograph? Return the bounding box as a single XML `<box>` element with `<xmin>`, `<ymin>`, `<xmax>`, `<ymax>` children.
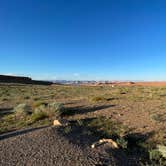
<box><xmin>0</xmin><ymin>83</ymin><xmax>165</xmax><ymax>165</ymax></box>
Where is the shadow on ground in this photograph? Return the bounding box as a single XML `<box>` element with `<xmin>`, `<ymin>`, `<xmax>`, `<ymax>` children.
<box><xmin>0</xmin><ymin>108</ymin><xmax>13</xmax><ymax>117</ymax></box>
<box><xmin>63</xmin><ymin>104</ymin><xmax>116</xmax><ymax>116</ymax></box>
<box><xmin>0</xmin><ymin>126</ymin><xmax>49</xmax><ymax>141</ymax></box>
<box><xmin>57</xmin><ymin>118</ymin><xmax>154</xmax><ymax>166</ymax></box>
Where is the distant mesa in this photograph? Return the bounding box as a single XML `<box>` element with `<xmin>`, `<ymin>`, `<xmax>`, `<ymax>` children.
<box><xmin>0</xmin><ymin>75</ymin><xmax>53</xmax><ymax>85</ymax></box>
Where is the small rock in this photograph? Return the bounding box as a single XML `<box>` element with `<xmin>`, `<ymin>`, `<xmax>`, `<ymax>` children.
<box><xmin>91</xmin><ymin>144</ymin><xmax>95</xmax><ymax>149</ymax></box>
<box><xmin>53</xmin><ymin>120</ymin><xmax>62</xmax><ymax>126</ymax></box>
<box><xmin>53</xmin><ymin>119</ymin><xmax>69</xmax><ymax>126</ymax></box>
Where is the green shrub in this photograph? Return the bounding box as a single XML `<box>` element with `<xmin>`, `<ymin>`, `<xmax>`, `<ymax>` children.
<box><xmin>117</xmin><ymin>137</ymin><xmax>128</xmax><ymax>149</ymax></box>
<box><xmin>80</xmin><ymin>116</ymin><xmax>128</xmax><ymax>139</ymax></box>
<box><xmin>48</xmin><ymin>102</ymin><xmax>65</xmax><ymax>117</ymax></box>
<box><xmin>31</xmin><ymin>112</ymin><xmax>48</xmax><ymax>122</ymax></box>
<box><xmin>149</xmin><ymin>149</ymin><xmax>162</xmax><ymax>161</ymax></box>
<box><xmin>33</xmin><ymin>102</ymin><xmax>65</xmax><ymax>118</ymax></box>
<box><xmin>14</xmin><ymin>103</ymin><xmax>32</xmax><ymax>117</ymax></box>
<box><xmin>157</xmin><ymin>145</ymin><xmax>166</xmax><ymax>158</ymax></box>
<box><xmin>32</xmin><ymin>101</ymin><xmax>48</xmax><ymax>109</ymax></box>
<box><xmin>34</xmin><ymin>104</ymin><xmax>47</xmax><ymax>114</ymax></box>
<box><xmin>149</xmin><ymin>149</ymin><xmax>166</xmax><ymax>165</ymax></box>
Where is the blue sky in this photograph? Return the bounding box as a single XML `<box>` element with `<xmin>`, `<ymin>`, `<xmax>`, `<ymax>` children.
<box><xmin>0</xmin><ymin>0</ymin><xmax>166</xmax><ymax>80</ymax></box>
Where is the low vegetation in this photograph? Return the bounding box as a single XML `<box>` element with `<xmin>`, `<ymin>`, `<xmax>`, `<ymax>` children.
<box><xmin>0</xmin><ymin>84</ymin><xmax>165</xmax><ymax>164</ymax></box>
<box><xmin>31</xmin><ymin>111</ymin><xmax>48</xmax><ymax>122</ymax></box>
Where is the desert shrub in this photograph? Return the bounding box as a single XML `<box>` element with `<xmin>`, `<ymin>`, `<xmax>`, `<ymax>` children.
<box><xmin>32</xmin><ymin>101</ymin><xmax>48</xmax><ymax>109</ymax></box>
<box><xmin>150</xmin><ymin>114</ymin><xmax>162</xmax><ymax>123</ymax></box>
<box><xmin>74</xmin><ymin>117</ymin><xmax>128</xmax><ymax>142</ymax></box>
<box><xmin>157</xmin><ymin>145</ymin><xmax>166</xmax><ymax>158</ymax></box>
<box><xmin>119</xmin><ymin>87</ymin><xmax>129</xmax><ymax>94</ymax></box>
<box><xmin>0</xmin><ymin>114</ymin><xmax>32</xmax><ymax>134</ymax></box>
<box><xmin>14</xmin><ymin>103</ymin><xmax>32</xmax><ymax>117</ymax></box>
<box><xmin>3</xmin><ymin>114</ymin><xmax>14</xmax><ymax>122</ymax></box>
<box><xmin>149</xmin><ymin>149</ymin><xmax>162</xmax><ymax>161</ymax></box>
<box><xmin>91</xmin><ymin>96</ymin><xmax>107</xmax><ymax>102</ymax></box>
<box><xmin>117</xmin><ymin>137</ymin><xmax>128</xmax><ymax>149</ymax></box>
<box><xmin>86</xmin><ymin>116</ymin><xmax>127</xmax><ymax>139</ymax></box>
<box><xmin>16</xmin><ymin>119</ymin><xmax>32</xmax><ymax>128</ymax></box>
<box><xmin>124</xmin><ymin>130</ymin><xmax>166</xmax><ymax>165</ymax></box>
<box><xmin>48</xmin><ymin>102</ymin><xmax>65</xmax><ymax>117</ymax></box>
<box><xmin>32</xmin><ymin>102</ymin><xmax>65</xmax><ymax>118</ymax></box>
<box><xmin>31</xmin><ymin>111</ymin><xmax>48</xmax><ymax>122</ymax></box>
<box><xmin>0</xmin><ymin>127</ymin><xmax>8</xmax><ymax>134</ymax></box>
<box><xmin>34</xmin><ymin>104</ymin><xmax>47</xmax><ymax>114</ymax></box>
<box><xmin>149</xmin><ymin>148</ymin><xmax>166</xmax><ymax>165</ymax></box>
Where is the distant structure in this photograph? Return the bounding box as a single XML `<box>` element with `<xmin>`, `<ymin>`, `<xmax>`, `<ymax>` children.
<box><xmin>0</xmin><ymin>75</ymin><xmax>53</xmax><ymax>85</ymax></box>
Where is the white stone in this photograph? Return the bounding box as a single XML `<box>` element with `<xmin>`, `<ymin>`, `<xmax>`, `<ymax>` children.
<box><xmin>53</xmin><ymin>120</ymin><xmax>62</xmax><ymax>126</ymax></box>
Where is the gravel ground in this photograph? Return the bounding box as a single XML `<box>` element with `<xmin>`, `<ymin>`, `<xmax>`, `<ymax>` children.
<box><xmin>0</xmin><ymin>127</ymin><xmax>114</xmax><ymax>166</ymax></box>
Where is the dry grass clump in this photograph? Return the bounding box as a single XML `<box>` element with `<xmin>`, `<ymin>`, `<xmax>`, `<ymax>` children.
<box><xmin>33</xmin><ymin>102</ymin><xmax>65</xmax><ymax>118</ymax></box>
<box><xmin>32</xmin><ymin>101</ymin><xmax>48</xmax><ymax>109</ymax></box>
<box><xmin>48</xmin><ymin>102</ymin><xmax>65</xmax><ymax>117</ymax></box>
<box><xmin>90</xmin><ymin>96</ymin><xmax>109</xmax><ymax>103</ymax></box>
<box><xmin>14</xmin><ymin>103</ymin><xmax>32</xmax><ymax>117</ymax></box>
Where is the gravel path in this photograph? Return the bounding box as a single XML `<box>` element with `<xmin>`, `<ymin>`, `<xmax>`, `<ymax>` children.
<box><xmin>0</xmin><ymin>127</ymin><xmax>111</xmax><ymax>166</ymax></box>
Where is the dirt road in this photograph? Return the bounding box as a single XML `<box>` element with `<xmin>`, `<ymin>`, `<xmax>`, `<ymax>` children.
<box><xmin>0</xmin><ymin>127</ymin><xmax>104</xmax><ymax>166</ymax></box>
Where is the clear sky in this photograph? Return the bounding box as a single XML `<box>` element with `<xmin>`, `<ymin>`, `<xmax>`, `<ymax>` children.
<box><xmin>0</xmin><ymin>0</ymin><xmax>166</xmax><ymax>80</ymax></box>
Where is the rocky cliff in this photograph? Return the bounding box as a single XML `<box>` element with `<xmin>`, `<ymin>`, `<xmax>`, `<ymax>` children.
<box><xmin>0</xmin><ymin>75</ymin><xmax>53</xmax><ymax>85</ymax></box>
